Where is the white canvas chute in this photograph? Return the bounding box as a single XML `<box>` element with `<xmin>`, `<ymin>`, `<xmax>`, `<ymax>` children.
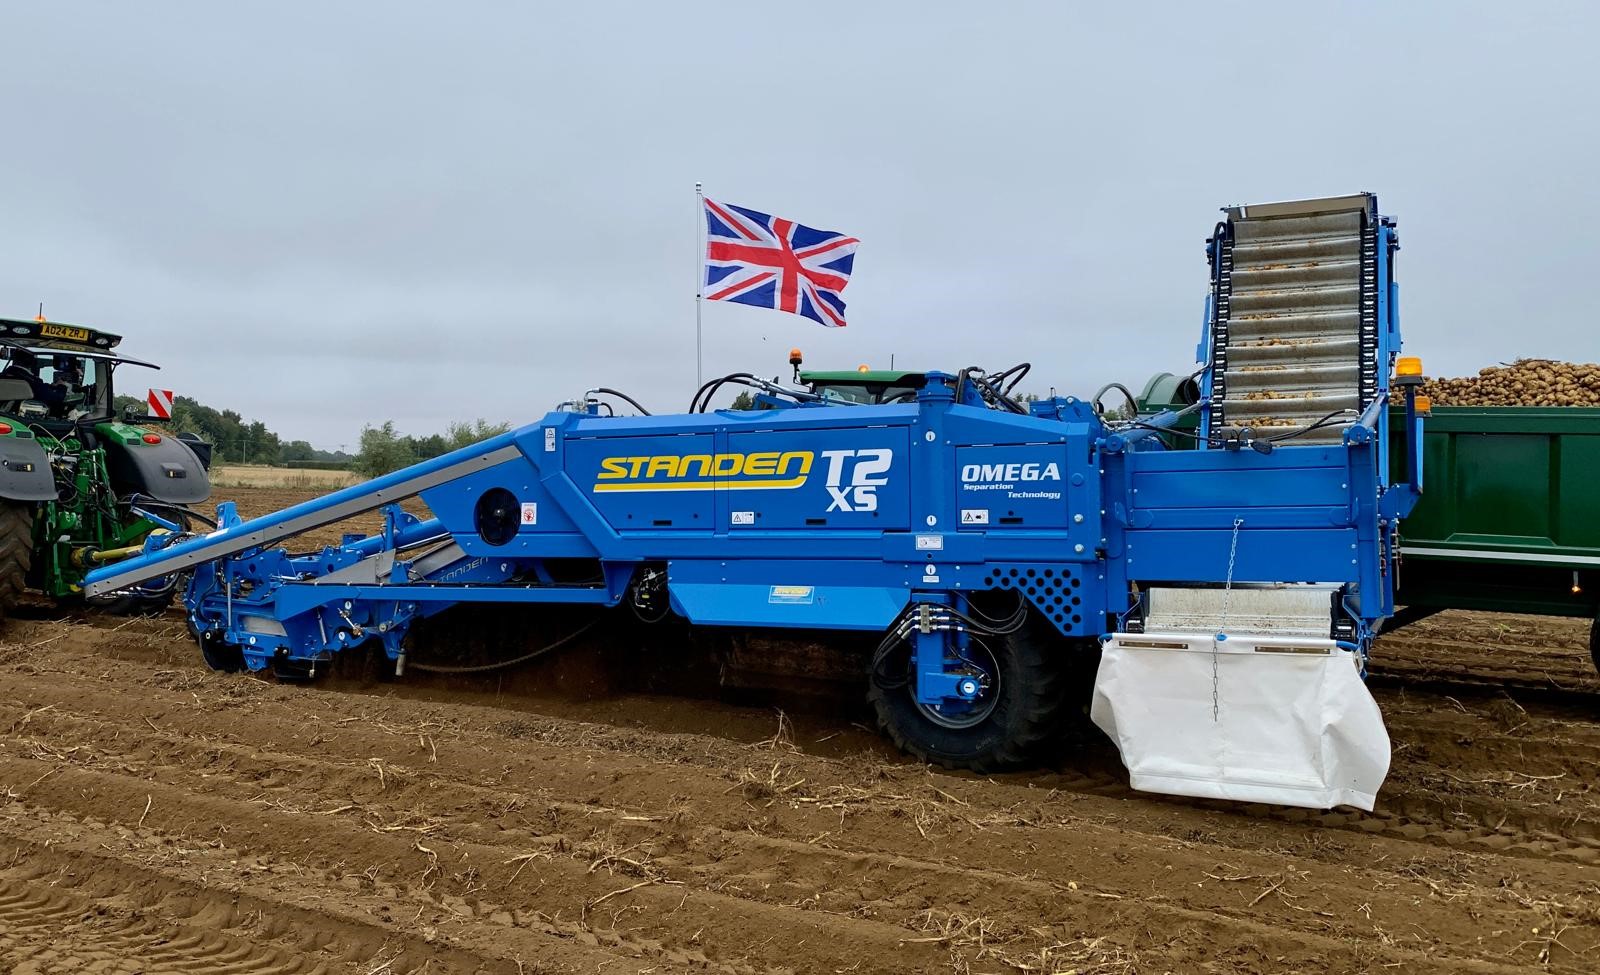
<box><xmin>1091</xmin><ymin>631</ymin><xmax>1390</xmax><ymax>811</ymax></box>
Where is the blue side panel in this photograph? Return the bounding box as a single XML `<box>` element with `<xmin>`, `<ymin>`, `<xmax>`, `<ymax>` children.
<box><xmin>564</xmin><ymin>433</ymin><xmax>719</xmax><ymax>531</ymax></box>
<box><xmin>955</xmin><ymin>444</ymin><xmax>1072</xmax><ymax>528</ymax></box>
<box><xmin>416</xmin><ymin>456</ymin><xmax>599</xmax><ymax>559</ymax></box>
<box><xmin>1125</xmin><ymin>528</ymin><xmax>1359</xmax><ymax>584</ymax></box>
<box><xmin>669</xmin><ymin>559</ymin><xmax>905</xmax><ymax>630</ymax></box>
<box><xmin>1113</xmin><ymin>441</ymin><xmax>1381</xmax><ymax>589</ymax></box>
<box><xmin>725</xmin><ymin>426</ymin><xmax>911</xmax><ymax>530</ymax></box>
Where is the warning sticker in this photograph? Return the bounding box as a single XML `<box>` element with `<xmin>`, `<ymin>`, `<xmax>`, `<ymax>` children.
<box><xmin>520</xmin><ymin>502</ymin><xmax>538</xmax><ymax>525</ymax></box>
<box><xmin>960</xmin><ymin>509</ymin><xmax>990</xmax><ymax>525</ymax></box>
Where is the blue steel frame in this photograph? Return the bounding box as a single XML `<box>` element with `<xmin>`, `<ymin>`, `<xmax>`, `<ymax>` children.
<box><xmin>85</xmin><ymin>373</ymin><xmax>1426</xmax><ymax>708</ymax></box>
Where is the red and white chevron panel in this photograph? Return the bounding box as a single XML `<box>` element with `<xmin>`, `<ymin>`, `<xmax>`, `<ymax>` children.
<box><xmin>147</xmin><ymin>388</ymin><xmax>174</xmax><ymax>420</ymax></box>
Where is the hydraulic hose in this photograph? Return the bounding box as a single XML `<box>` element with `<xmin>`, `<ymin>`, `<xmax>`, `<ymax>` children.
<box><xmin>589</xmin><ymin>387</ymin><xmax>652</xmax><ymax>416</ymax></box>
<box><xmin>690</xmin><ymin>373</ymin><xmax>818</xmax><ymax>413</ymax></box>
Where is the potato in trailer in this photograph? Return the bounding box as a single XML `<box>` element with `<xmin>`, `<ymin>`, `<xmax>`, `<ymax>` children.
<box><xmin>84</xmin><ymin>193</ymin><xmax>1425</xmax><ymax>810</ymax></box>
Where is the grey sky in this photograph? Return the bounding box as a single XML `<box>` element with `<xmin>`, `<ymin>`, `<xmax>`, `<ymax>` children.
<box><xmin>2</xmin><ymin>2</ymin><xmax>1594</xmax><ymax>448</ymax></box>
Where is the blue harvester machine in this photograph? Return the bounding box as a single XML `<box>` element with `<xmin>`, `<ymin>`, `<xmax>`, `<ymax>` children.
<box><xmin>88</xmin><ymin>194</ymin><xmax>1425</xmax><ymax>809</ymax></box>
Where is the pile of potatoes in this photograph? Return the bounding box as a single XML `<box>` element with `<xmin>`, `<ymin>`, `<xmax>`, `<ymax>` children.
<box><xmin>1392</xmin><ymin>359</ymin><xmax>1600</xmax><ymax>407</ymax></box>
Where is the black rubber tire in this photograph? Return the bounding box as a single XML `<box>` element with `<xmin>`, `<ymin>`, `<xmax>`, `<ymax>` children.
<box><xmin>199</xmin><ymin>633</ymin><xmax>246</xmax><ymax>673</ymax></box>
<box><xmin>0</xmin><ymin>503</ymin><xmax>35</xmax><ymax>621</ymax></box>
<box><xmin>185</xmin><ymin>616</ymin><xmax>244</xmax><ymax>673</ymax></box>
<box><xmin>868</xmin><ymin>611</ymin><xmax>1067</xmax><ymax>772</ymax></box>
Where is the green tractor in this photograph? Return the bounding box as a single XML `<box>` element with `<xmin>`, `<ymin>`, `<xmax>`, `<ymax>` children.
<box><xmin>795</xmin><ymin>363</ymin><xmax>1198</xmax><ymax>425</ymax></box>
<box><xmin>0</xmin><ymin>317</ymin><xmax>212</xmax><ymax>618</ymax></box>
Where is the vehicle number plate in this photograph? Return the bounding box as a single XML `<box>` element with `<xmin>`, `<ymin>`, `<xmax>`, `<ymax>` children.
<box><xmin>40</xmin><ymin>323</ymin><xmax>89</xmax><ymax>341</ymax></box>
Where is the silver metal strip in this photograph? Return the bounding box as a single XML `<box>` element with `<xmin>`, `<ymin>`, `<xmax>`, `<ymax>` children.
<box><xmin>85</xmin><ymin>445</ymin><xmax>524</xmax><ymax>596</ymax></box>
<box><xmin>408</xmin><ymin>542</ymin><xmax>469</xmax><ymax>579</ymax></box>
<box><xmin>302</xmin><ymin>537</ymin><xmax>458</xmax><ymax>587</ymax></box>
<box><xmin>310</xmin><ymin>551</ymin><xmax>396</xmax><ymax>587</ymax></box>
<box><xmin>1399</xmin><ymin>546</ymin><xmax>1600</xmax><ymax>567</ymax></box>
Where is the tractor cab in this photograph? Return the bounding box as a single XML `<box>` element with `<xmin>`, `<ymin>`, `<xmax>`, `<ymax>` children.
<box><xmin>797</xmin><ymin>363</ymin><xmax>1035</xmax><ymax>414</ymax></box>
<box><xmin>799</xmin><ymin>368</ymin><xmax>927</xmax><ymax>405</ymax></box>
<box><xmin>0</xmin><ymin>319</ymin><xmax>155</xmax><ymax>429</ymax></box>
<box><xmin>789</xmin><ymin>351</ymin><xmax>1036</xmax><ymax>413</ymax></box>
<box><xmin>0</xmin><ymin>347</ymin><xmax>156</xmax><ymax>429</ymax></box>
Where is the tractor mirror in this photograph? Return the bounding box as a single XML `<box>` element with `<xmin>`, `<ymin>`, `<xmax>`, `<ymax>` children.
<box><xmin>0</xmin><ymin>377</ymin><xmax>33</xmax><ymax>402</ymax></box>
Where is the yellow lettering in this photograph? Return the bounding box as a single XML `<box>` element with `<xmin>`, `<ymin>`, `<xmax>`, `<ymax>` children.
<box><xmin>742</xmin><ymin>451</ymin><xmax>778</xmax><ymax>476</ymax></box>
<box><xmin>678</xmin><ymin>454</ymin><xmax>712</xmax><ymax>478</ymax></box>
<box><xmin>777</xmin><ymin>451</ymin><xmax>813</xmax><ymax>477</ymax></box>
<box><xmin>598</xmin><ymin>450</ymin><xmax>813</xmax><ymax>486</ymax></box>
<box><xmin>646</xmin><ymin>456</ymin><xmax>678</xmax><ymax>479</ymax></box>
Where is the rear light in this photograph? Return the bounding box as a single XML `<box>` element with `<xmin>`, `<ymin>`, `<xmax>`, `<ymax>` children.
<box><xmin>0</xmin><ymin>423</ymin><xmax>11</xmax><ymax>435</ymax></box>
<box><xmin>142</xmin><ymin>433</ymin><xmax>162</xmax><ymax>445</ymax></box>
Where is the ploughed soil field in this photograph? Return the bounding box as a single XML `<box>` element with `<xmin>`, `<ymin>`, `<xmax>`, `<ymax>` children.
<box><xmin>0</xmin><ymin>487</ymin><xmax>1595</xmax><ymax>974</ymax></box>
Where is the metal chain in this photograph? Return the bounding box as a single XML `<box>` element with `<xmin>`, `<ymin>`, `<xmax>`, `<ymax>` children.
<box><xmin>1212</xmin><ymin>517</ymin><xmax>1245</xmax><ymax>722</ymax></box>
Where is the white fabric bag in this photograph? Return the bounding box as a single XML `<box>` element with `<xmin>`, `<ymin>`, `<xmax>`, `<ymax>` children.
<box><xmin>1090</xmin><ymin>633</ymin><xmax>1390</xmax><ymax>811</ymax></box>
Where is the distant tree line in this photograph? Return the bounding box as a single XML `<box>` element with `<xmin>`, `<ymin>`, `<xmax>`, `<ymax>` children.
<box><xmin>114</xmin><ymin>394</ymin><xmax>349</xmax><ymax>466</ymax></box>
<box><xmin>353</xmin><ymin>419</ymin><xmax>513</xmax><ymax>476</ymax></box>
<box><xmin>112</xmin><ymin>395</ymin><xmax>508</xmax><ymax>474</ymax></box>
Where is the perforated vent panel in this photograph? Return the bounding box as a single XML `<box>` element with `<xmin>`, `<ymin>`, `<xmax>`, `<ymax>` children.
<box><xmin>981</xmin><ymin>564</ymin><xmax>1087</xmax><ymax>635</ymax></box>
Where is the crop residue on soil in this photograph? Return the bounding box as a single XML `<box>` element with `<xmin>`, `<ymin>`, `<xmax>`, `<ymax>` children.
<box><xmin>0</xmin><ymin>490</ymin><xmax>1596</xmax><ymax>973</ymax></box>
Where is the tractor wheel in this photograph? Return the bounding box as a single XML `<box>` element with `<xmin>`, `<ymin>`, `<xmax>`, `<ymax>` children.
<box><xmin>0</xmin><ymin>503</ymin><xmax>35</xmax><ymax>621</ymax></box>
<box><xmin>868</xmin><ymin>610</ymin><xmax>1067</xmax><ymax>772</ymax></box>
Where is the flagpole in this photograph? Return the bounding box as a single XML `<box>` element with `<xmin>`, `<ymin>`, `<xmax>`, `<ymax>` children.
<box><xmin>695</xmin><ymin>181</ymin><xmax>704</xmax><ymax>392</ymax></box>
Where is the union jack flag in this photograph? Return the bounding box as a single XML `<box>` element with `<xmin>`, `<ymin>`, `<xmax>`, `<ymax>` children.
<box><xmin>703</xmin><ymin>198</ymin><xmax>859</xmax><ymax>327</ymax></box>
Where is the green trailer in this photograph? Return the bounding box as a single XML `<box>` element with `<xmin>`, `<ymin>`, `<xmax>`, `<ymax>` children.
<box><xmin>1388</xmin><ymin>406</ymin><xmax>1600</xmax><ymax>671</ymax></box>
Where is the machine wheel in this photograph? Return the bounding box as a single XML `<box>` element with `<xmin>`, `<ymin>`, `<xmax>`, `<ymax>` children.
<box><xmin>196</xmin><ymin>629</ymin><xmax>246</xmax><ymax>673</ymax></box>
<box><xmin>189</xmin><ymin>617</ymin><xmax>245</xmax><ymax>672</ymax></box>
<box><xmin>0</xmin><ymin>503</ymin><xmax>34</xmax><ymax>621</ymax></box>
<box><xmin>868</xmin><ymin>611</ymin><xmax>1067</xmax><ymax>772</ymax></box>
